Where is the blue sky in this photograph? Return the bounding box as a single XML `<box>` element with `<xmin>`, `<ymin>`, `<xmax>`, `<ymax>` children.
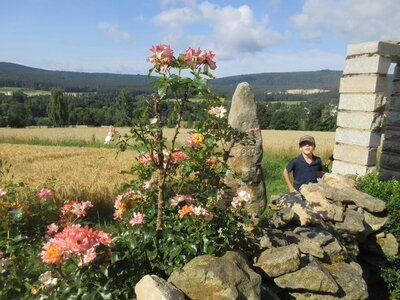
<box><xmin>1</xmin><ymin>0</ymin><xmax>399</xmax><ymax>78</ymax></box>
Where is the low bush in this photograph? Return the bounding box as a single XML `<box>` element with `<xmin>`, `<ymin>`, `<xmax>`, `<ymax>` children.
<box><xmin>356</xmin><ymin>172</ymin><xmax>400</xmax><ymax>298</ymax></box>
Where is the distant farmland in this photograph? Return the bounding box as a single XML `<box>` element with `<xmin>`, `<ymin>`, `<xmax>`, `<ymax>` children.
<box><xmin>0</xmin><ymin>127</ymin><xmax>335</xmax><ymax>203</ymax></box>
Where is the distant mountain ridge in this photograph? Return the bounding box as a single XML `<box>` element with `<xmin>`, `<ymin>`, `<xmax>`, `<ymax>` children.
<box><xmin>0</xmin><ymin>62</ymin><xmax>342</xmax><ymax>96</ymax></box>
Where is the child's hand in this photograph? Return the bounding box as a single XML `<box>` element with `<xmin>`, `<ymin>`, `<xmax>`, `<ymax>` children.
<box><xmin>289</xmin><ymin>186</ymin><xmax>296</xmax><ymax>193</ymax></box>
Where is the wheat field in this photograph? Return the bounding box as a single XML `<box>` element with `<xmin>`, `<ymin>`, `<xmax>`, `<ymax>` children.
<box><xmin>0</xmin><ymin>127</ymin><xmax>336</xmax><ymax>203</ymax></box>
<box><xmin>0</xmin><ymin>126</ymin><xmax>336</xmax><ymax>153</ymax></box>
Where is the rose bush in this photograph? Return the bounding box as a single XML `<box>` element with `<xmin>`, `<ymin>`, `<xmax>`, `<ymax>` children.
<box><xmin>99</xmin><ymin>44</ymin><xmax>257</xmax><ymax>296</ymax></box>
<box><xmin>1</xmin><ymin>45</ymin><xmax>258</xmax><ymax>299</ymax></box>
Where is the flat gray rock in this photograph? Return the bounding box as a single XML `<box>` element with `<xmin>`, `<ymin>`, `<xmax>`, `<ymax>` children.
<box><xmin>253</xmin><ymin>244</ymin><xmax>301</xmax><ymax>278</ymax></box>
<box><xmin>168</xmin><ymin>251</ymin><xmax>261</xmax><ymax>300</ymax></box>
<box><xmin>274</xmin><ymin>258</ymin><xmax>339</xmax><ymax>294</ymax></box>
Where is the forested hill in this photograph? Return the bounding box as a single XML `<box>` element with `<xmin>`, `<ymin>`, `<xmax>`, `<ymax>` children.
<box><xmin>0</xmin><ymin>62</ymin><xmax>154</xmax><ymax>93</ymax></box>
<box><xmin>211</xmin><ymin>70</ymin><xmax>342</xmax><ymax>98</ymax></box>
<box><xmin>0</xmin><ymin>62</ymin><xmax>342</xmax><ymax>95</ymax></box>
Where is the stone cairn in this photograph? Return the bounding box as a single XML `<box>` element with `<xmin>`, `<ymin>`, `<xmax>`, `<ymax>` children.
<box><xmin>333</xmin><ymin>41</ymin><xmax>400</xmax><ymax>179</ymax></box>
<box><xmin>224</xmin><ymin>82</ymin><xmax>267</xmax><ymax>217</ymax></box>
<box><xmin>135</xmin><ymin>173</ymin><xmax>398</xmax><ymax>300</ymax></box>
<box><xmin>380</xmin><ymin>62</ymin><xmax>400</xmax><ymax>180</ymax></box>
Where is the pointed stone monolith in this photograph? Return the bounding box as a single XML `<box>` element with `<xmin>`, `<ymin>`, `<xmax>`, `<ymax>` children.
<box><xmin>225</xmin><ymin>82</ymin><xmax>267</xmax><ymax>217</ymax></box>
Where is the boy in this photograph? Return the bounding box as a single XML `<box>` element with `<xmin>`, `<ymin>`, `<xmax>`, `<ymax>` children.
<box><xmin>283</xmin><ymin>135</ymin><xmax>324</xmax><ymax>192</ymax></box>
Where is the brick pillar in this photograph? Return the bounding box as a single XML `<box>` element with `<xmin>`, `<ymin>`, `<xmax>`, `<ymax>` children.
<box><xmin>332</xmin><ymin>41</ymin><xmax>400</xmax><ymax>176</ymax></box>
<box><xmin>379</xmin><ymin>63</ymin><xmax>400</xmax><ymax>181</ymax></box>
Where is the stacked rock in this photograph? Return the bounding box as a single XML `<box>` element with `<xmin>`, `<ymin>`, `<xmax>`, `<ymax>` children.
<box><xmin>134</xmin><ymin>173</ymin><xmax>398</xmax><ymax>300</ymax></box>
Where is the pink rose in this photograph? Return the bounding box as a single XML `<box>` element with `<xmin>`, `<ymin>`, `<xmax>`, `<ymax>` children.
<box><xmin>147</xmin><ymin>44</ymin><xmax>174</xmax><ymax>72</ymax></box>
<box><xmin>129</xmin><ymin>212</ymin><xmax>144</xmax><ymax>226</ymax></box>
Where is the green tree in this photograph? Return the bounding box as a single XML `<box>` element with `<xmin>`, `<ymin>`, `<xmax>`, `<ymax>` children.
<box><xmin>48</xmin><ymin>89</ymin><xmax>68</xmax><ymax>127</ymax></box>
<box><xmin>7</xmin><ymin>102</ymin><xmax>29</xmax><ymax>127</ymax></box>
<box><xmin>114</xmin><ymin>89</ymin><xmax>133</xmax><ymax>126</ymax></box>
<box><xmin>270</xmin><ymin>109</ymin><xmax>299</xmax><ymax>130</ymax></box>
<box><xmin>306</xmin><ymin>103</ymin><xmax>324</xmax><ymax>131</ymax></box>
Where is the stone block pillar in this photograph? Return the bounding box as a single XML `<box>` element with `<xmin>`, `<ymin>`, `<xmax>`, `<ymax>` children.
<box><xmin>380</xmin><ymin>63</ymin><xmax>400</xmax><ymax>181</ymax></box>
<box><xmin>332</xmin><ymin>41</ymin><xmax>400</xmax><ymax>177</ymax></box>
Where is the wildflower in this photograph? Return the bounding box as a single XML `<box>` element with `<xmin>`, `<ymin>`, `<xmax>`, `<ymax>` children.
<box><xmin>186</xmin><ymin>133</ymin><xmax>204</xmax><ymax>147</ymax></box>
<box><xmin>169</xmin><ymin>194</ymin><xmax>194</xmax><ymax>207</ymax></box>
<box><xmin>231</xmin><ymin>190</ymin><xmax>251</xmax><ymax>208</ymax></box>
<box><xmin>147</xmin><ymin>44</ymin><xmax>174</xmax><ymax>72</ymax></box>
<box><xmin>129</xmin><ymin>212</ymin><xmax>144</xmax><ymax>226</ymax></box>
<box><xmin>36</xmin><ymin>188</ymin><xmax>53</xmax><ymax>199</ymax></box>
<box><xmin>208</xmin><ymin>106</ymin><xmax>227</xmax><ymax>118</ymax></box>
<box><xmin>178</xmin><ymin>204</ymin><xmax>193</xmax><ymax>218</ymax></box>
<box><xmin>0</xmin><ymin>189</ymin><xmax>6</xmax><ymax>198</ymax></box>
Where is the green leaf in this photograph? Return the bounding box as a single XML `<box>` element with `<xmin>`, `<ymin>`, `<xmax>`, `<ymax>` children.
<box><xmin>8</xmin><ymin>207</ymin><xmax>24</xmax><ymax>219</ymax></box>
<box><xmin>185</xmin><ymin>243</ymin><xmax>197</xmax><ymax>255</ymax></box>
<box><xmin>100</xmin><ymin>292</ymin><xmax>114</xmax><ymax>300</ymax></box>
<box><xmin>168</xmin><ymin>244</ymin><xmax>182</xmax><ymax>260</ymax></box>
<box><xmin>146</xmin><ymin>249</ymin><xmax>158</xmax><ymax>260</ymax></box>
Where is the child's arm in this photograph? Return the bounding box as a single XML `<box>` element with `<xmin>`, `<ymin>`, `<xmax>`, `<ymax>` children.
<box><xmin>283</xmin><ymin>168</ymin><xmax>296</xmax><ymax>193</ymax></box>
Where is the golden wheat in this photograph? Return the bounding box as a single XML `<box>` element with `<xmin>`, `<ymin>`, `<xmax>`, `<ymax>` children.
<box><xmin>0</xmin><ymin>143</ymin><xmax>135</xmax><ymax>203</ymax></box>
<box><xmin>0</xmin><ymin>127</ymin><xmax>336</xmax><ymax>203</ymax></box>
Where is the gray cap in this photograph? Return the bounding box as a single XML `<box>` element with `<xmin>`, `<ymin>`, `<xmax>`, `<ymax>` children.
<box><xmin>299</xmin><ymin>135</ymin><xmax>316</xmax><ymax>146</ymax></box>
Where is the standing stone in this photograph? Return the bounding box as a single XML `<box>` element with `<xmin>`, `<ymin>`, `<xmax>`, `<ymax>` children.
<box><xmin>225</xmin><ymin>82</ymin><xmax>267</xmax><ymax>217</ymax></box>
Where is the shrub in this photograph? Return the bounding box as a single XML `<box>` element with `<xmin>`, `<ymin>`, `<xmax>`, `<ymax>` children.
<box><xmin>356</xmin><ymin>172</ymin><xmax>400</xmax><ymax>298</ymax></box>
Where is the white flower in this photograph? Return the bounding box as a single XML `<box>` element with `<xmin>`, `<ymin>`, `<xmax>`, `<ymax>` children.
<box><xmin>231</xmin><ymin>190</ymin><xmax>250</xmax><ymax>208</ymax></box>
<box><xmin>208</xmin><ymin>106</ymin><xmax>227</xmax><ymax>118</ymax></box>
<box><xmin>0</xmin><ymin>189</ymin><xmax>6</xmax><ymax>198</ymax></box>
<box><xmin>39</xmin><ymin>271</ymin><xmax>58</xmax><ymax>291</ymax></box>
<box><xmin>104</xmin><ymin>135</ymin><xmax>112</xmax><ymax>144</ymax></box>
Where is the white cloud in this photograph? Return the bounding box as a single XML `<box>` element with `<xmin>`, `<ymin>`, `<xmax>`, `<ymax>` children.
<box><xmin>98</xmin><ymin>22</ymin><xmax>132</xmax><ymax>42</ymax></box>
<box><xmin>152</xmin><ymin>1</ymin><xmax>284</xmax><ymax>59</ymax></box>
<box><xmin>291</xmin><ymin>0</ymin><xmax>400</xmax><ymax>42</ymax></box>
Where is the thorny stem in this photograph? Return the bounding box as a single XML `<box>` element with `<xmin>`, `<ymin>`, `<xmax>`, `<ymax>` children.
<box><xmin>54</xmin><ymin>264</ymin><xmax>70</xmax><ymax>284</ymax></box>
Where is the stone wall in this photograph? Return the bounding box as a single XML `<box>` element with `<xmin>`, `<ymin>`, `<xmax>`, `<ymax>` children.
<box><xmin>332</xmin><ymin>41</ymin><xmax>400</xmax><ymax>179</ymax></box>
<box><xmin>380</xmin><ymin>63</ymin><xmax>400</xmax><ymax>180</ymax></box>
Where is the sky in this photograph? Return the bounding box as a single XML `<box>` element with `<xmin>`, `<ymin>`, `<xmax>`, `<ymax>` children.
<box><xmin>1</xmin><ymin>0</ymin><xmax>399</xmax><ymax>78</ymax></box>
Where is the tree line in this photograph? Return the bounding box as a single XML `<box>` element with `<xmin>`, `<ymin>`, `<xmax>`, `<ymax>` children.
<box><xmin>0</xmin><ymin>89</ymin><xmax>338</xmax><ymax>131</ymax></box>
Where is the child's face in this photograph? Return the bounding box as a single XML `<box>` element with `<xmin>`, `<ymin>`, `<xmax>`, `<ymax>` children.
<box><xmin>299</xmin><ymin>142</ymin><xmax>315</xmax><ymax>155</ymax></box>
